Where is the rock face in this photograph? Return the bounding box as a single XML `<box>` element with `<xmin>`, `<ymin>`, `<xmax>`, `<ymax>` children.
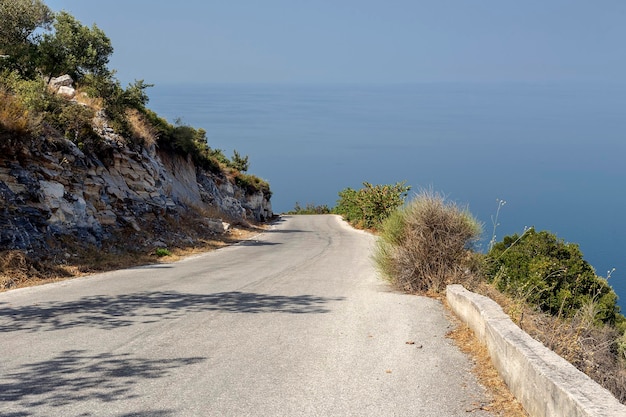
<box><xmin>0</xmin><ymin>131</ymin><xmax>272</xmax><ymax>255</ymax></box>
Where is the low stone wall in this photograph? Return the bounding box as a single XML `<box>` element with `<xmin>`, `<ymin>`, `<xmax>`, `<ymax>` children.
<box><xmin>446</xmin><ymin>284</ymin><xmax>626</xmax><ymax>417</ymax></box>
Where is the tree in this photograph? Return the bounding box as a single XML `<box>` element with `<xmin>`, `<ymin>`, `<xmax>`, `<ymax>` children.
<box><xmin>0</xmin><ymin>0</ymin><xmax>53</xmax><ymax>77</ymax></box>
<box><xmin>124</xmin><ymin>79</ymin><xmax>152</xmax><ymax>109</ymax></box>
<box><xmin>231</xmin><ymin>150</ymin><xmax>249</xmax><ymax>172</ymax></box>
<box><xmin>38</xmin><ymin>11</ymin><xmax>113</xmax><ymax>81</ymax></box>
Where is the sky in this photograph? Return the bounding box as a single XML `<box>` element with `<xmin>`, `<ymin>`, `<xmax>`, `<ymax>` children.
<box><xmin>44</xmin><ymin>0</ymin><xmax>626</xmax><ymax>86</ymax></box>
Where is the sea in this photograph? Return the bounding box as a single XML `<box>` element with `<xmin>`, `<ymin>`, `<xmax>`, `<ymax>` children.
<box><xmin>147</xmin><ymin>82</ymin><xmax>626</xmax><ymax>309</ymax></box>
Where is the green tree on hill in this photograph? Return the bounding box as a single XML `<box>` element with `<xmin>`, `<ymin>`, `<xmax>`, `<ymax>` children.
<box><xmin>0</xmin><ymin>0</ymin><xmax>53</xmax><ymax>77</ymax></box>
<box><xmin>1</xmin><ymin>2</ymin><xmax>112</xmax><ymax>82</ymax></box>
<box><xmin>0</xmin><ymin>0</ymin><xmax>271</xmax><ymax>196</ymax></box>
<box><xmin>231</xmin><ymin>150</ymin><xmax>249</xmax><ymax>172</ymax></box>
<box><xmin>38</xmin><ymin>11</ymin><xmax>113</xmax><ymax>82</ymax></box>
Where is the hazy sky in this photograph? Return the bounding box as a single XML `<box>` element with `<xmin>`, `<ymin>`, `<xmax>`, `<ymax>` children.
<box><xmin>45</xmin><ymin>1</ymin><xmax>626</xmax><ymax>85</ymax></box>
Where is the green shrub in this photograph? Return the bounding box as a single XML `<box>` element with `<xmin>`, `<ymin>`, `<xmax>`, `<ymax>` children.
<box><xmin>2</xmin><ymin>70</ymin><xmax>64</xmax><ymax>120</ymax></box>
<box><xmin>141</xmin><ymin>108</ymin><xmax>174</xmax><ymax>138</ymax></box>
<box><xmin>171</xmin><ymin>124</ymin><xmax>206</xmax><ymax>154</ymax></box>
<box><xmin>0</xmin><ymin>70</ymin><xmax>100</xmax><ymax>144</ymax></box>
<box><xmin>80</xmin><ymin>74</ymin><xmax>153</xmax><ymax>137</ymax></box>
<box><xmin>487</xmin><ymin>228</ymin><xmax>623</xmax><ymax>325</ymax></box>
<box><xmin>0</xmin><ymin>71</ymin><xmax>53</xmax><ymax>137</ymax></box>
<box><xmin>374</xmin><ymin>189</ymin><xmax>482</xmax><ymax>292</ymax></box>
<box><xmin>289</xmin><ymin>202</ymin><xmax>331</xmax><ymax>215</ymax></box>
<box><xmin>56</xmin><ymin>101</ymin><xmax>97</xmax><ymax>144</ymax></box>
<box><xmin>234</xmin><ymin>173</ymin><xmax>271</xmax><ymax>197</ymax></box>
<box><xmin>334</xmin><ymin>181</ymin><xmax>410</xmax><ymax>229</ymax></box>
<box><xmin>231</xmin><ymin>150</ymin><xmax>249</xmax><ymax>172</ymax></box>
<box><xmin>154</xmin><ymin>248</ymin><xmax>171</xmax><ymax>257</ymax></box>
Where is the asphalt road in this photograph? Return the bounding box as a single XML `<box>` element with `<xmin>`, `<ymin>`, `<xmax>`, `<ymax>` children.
<box><xmin>0</xmin><ymin>215</ymin><xmax>493</xmax><ymax>417</ymax></box>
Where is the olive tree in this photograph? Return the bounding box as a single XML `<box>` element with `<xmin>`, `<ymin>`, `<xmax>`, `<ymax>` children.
<box><xmin>0</xmin><ymin>0</ymin><xmax>53</xmax><ymax>77</ymax></box>
<box><xmin>38</xmin><ymin>11</ymin><xmax>113</xmax><ymax>81</ymax></box>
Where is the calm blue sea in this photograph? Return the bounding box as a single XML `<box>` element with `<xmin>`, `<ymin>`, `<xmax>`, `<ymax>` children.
<box><xmin>148</xmin><ymin>83</ymin><xmax>626</xmax><ymax>308</ymax></box>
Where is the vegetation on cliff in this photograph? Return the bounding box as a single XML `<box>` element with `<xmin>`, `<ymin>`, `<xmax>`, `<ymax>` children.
<box><xmin>0</xmin><ymin>0</ymin><xmax>272</xmax><ymax>289</ymax></box>
<box><xmin>0</xmin><ymin>0</ymin><xmax>269</xmax><ymax>196</ymax></box>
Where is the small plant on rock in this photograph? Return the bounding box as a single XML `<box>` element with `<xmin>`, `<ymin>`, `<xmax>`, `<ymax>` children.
<box><xmin>154</xmin><ymin>248</ymin><xmax>171</xmax><ymax>257</ymax></box>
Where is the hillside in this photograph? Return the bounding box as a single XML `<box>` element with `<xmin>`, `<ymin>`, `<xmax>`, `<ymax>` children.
<box><xmin>0</xmin><ymin>78</ymin><xmax>272</xmax><ymax>286</ymax></box>
<box><xmin>0</xmin><ymin>0</ymin><xmax>272</xmax><ymax>287</ymax></box>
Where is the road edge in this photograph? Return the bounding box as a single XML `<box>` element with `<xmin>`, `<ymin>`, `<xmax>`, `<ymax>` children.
<box><xmin>446</xmin><ymin>284</ymin><xmax>626</xmax><ymax>417</ymax></box>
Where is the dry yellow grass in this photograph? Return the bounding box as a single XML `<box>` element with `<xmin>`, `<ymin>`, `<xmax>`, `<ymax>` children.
<box><xmin>445</xmin><ymin>308</ymin><xmax>529</xmax><ymax>417</ymax></box>
<box><xmin>470</xmin><ymin>282</ymin><xmax>626</xmax><ymax>403</ymax></box>
<box><xmin>0</xmin><ymin>89</ymin><xmax>35</xmax><ymax>135</ymax></box>
<box><xmin>73</xmin><ymin>89</ymin><xmax>104</xmax><ymax>111</ymax></box>
<box><xmin>0</xmin><ymin>224</ymin><xmax>264</xmax><ymax>291</ymax></box>
<box><xmin>126</xmin><ymin>108</ymin><xmax>157</xmax><ymax>146</ymax></box>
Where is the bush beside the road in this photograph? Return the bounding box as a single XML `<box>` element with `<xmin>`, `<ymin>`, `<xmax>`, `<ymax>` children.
<box><xmin>374</xmin><ymin>189</ymin><xmax>482</xmax><ymax>293</ymax></box>
<box><xmin>333</xmin><ymin>181</ymin><xmax>410</xmax><ymax>230</ymax></box>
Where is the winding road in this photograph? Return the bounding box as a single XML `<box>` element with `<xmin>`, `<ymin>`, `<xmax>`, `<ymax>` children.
<box><xmin>0</xmin><ymin>215</ymin><xmax>493</xmax><ymax>416</ymax></box>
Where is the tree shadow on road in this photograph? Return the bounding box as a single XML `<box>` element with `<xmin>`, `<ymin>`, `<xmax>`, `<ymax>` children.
<box><xmin>236</xmin><ymin>240</ymin><xmax>282</xmax><ymax>246</ymax></box>
<box><xmin>0</xmin><ymin>291</ymin><xmax>345</xmax><ymax>333</ymax></box>
<box><xmin>0</xmin><ymin>349</ymin><xmax>199</xmax><ymax>416</ymax></box>
<box><xmin>265</xmin><ymin>229</ymin><xmax>311</xmax><ymax>234</ymax></box>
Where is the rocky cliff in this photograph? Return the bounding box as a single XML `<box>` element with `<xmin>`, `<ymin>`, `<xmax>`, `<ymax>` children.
<box><xmin>0</xmin><ymin>125</ymin><xmax>272</xmax><ymax>259</ymax></box>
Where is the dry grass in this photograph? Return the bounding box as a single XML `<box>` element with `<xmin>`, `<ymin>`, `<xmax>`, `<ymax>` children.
<box><xmin>73</xmin><ymin>89</ymin><xmax>104</xmax><ymax>111</ymax></box>
<box><xmin>0</xmin><ymin>250</ymin><xmax>77</xmax><ymax>290</ymax></box>
<box><xmin>0</xmin><ymin>251</ymin><xmax>31</xmax><ymax>289</ymax></box>
<box><xmin>375</xmin><ymin>189</ymin><xmax>482</xmax><ymax>293</ymax></box>
<box><xmin>446</xmin><ymin>306</ymin><xmax>529</xmax><ymax>417</ymax></box>
<box><xmin>0</xmin><ymin>88</ymin><xmax>38</xmax><ymax>136</ymax></box>
<box><xmin>0</xmin><ymin>223</ymin><xmax>265</xmax><ymax>292</ymax></box>
<box><xmin>126</xmin><ymin>108</ymin><xmax>157</xmax><ymax>146</ymax></box>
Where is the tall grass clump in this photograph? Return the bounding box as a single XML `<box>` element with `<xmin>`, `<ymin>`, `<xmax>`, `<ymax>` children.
<box><xmin>375</xmin><ymin>189</ymin><xmax>482</xmax><ymax>293</ymax></box>
<box><xmin>0</xmin><ymin>88</ymin><xmax>33</xmax><ymax>136</ymax></box>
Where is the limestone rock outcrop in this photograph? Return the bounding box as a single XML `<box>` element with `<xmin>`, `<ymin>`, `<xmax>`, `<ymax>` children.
<box><xmin>0</xmin><ymin>129</ymin><xmax>272</xmax><ymax>256</ymax></box>
<box><xmin>48</xmin><ymin>75</ymin><xmax>76</xmax><ymax>98</ymax></box>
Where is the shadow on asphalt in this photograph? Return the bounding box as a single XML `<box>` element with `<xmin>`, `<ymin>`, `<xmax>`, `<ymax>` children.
<box><xmin>236</xmin><ymin>240</ymin><xmax>282</xmax><ymax>246</ymax></box>
<box><xmin>264</xmin><ymin>229</ymin><xmax>311</xmax><ymax>234</ymax></box>
<box><xmin>0</xmin><ymin>291</ymin><xmax>345</xmax><ymax>333</ymax></box>
<box><xmin>0</xmin><ymin>349</ymin><xmax>198</xmax><ymax>416</ymax></box>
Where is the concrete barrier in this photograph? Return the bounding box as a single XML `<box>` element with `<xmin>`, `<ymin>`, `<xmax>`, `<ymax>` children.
<box><xmin>446</xmin><ymin>284</ymin><xmax>626</xmax><ymax>417</ymax></box>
